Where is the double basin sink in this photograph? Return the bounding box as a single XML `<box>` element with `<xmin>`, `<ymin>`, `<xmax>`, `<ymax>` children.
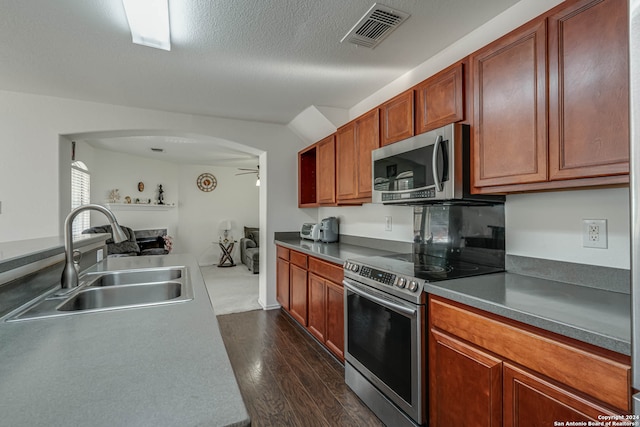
<box><xmin>6</xmin><ymin>267</ymin><xmax>192</xmax><ymax>321</ymax></box>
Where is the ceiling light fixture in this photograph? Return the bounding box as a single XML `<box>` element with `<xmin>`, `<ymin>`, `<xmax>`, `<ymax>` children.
<box><xmin>122</xmin><ymin>0</ymin><xmax>171</xmax><ymax>51</ymax></box>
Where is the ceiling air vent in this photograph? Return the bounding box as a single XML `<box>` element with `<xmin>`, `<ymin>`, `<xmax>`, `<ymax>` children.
<box><xmin>341</xmin><ymin>3</ymin><xmax>410</xmax><ymax>49</ymax></box>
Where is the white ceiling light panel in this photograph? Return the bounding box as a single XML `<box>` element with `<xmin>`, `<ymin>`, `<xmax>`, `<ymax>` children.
<box><xmin>122</xmin><ymin>0</ymin><xmax>171</xmax><ymax>51</ymax></box>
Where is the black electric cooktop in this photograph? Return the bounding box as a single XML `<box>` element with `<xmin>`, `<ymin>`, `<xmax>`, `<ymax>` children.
<box><xmin>354</xmin><ymin>252</ymin><xmax>504</xmax><ymax>283</ymax></box>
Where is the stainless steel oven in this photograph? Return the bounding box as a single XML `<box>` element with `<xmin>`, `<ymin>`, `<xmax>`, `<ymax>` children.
<box><xmin>343</xmin><ymin>204</ymin><xmax>505</xmax><ymax>426</ymax></box>
<box><xmin>343</xmin><ymin>259</ymin><xmax>427</xmax><ymax>427</ymax></box>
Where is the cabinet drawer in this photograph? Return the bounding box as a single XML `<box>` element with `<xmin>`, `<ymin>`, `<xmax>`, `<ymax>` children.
<box><xmin>430</xmin><ymin>296</ymin><xmax>630</xmax><ymax>411</ymax></box>
<box><xmin>289</xmin><ymin>250</ymin><xmax>308</xmax><ymax>268</ymax></box>
<box><xmin>277</xmin><ymin>245</ymin><xmax>290</xmax><ymax>261</ymax></box>
<box><xmin>308</xmin><ymin>257</ymin><xmax>343</xmax><ymax>284</ymax></box>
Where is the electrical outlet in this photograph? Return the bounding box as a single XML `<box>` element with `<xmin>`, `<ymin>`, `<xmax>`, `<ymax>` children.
<box><xmin>385</xmin><ymin>216</ymin><xmax>392</xmax><ymax>231</ymax></box>
<box><xmin>96</xmin><ymin>249</ymin><xmax>104</xmax><ymax>262</ymax></box>
<box><xmin>582</xmin><ymin>219</ymin><xmax>607</xmax><ymax>249</ymax></box>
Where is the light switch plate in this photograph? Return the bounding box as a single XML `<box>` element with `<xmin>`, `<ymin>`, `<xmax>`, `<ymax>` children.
<box><xmin>582</xmin><ymin>219</ymin><xmax>607</xmax><ymax>249</ymax></box>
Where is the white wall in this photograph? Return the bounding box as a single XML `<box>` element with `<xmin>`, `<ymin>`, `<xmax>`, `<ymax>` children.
<box><xmin>506</xmin><ymin>188</ymin><xmax>630</xmax><ymax>269</ymax></box>
<box><xmin>0</xmin><ymin>89</ymin><xmax>308</xmax><ymax>310</ymax></box>
<box><xmin>177</xmin><ymin>164</ymin><xmax>259</xmax><ymax>266</ymax></box>
<box><xmin>83</xmin><ymin>146</ymin><xmax>180</xmax><ymax>244</ymax></box>
<box><xmin>319</xmin><ymin>204</ymin><xmax>413</xmax><ymax>243</ymax></box>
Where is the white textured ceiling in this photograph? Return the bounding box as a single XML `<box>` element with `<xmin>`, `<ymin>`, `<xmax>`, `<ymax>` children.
<box><xmin>0</xmin><ymin>0</ymin><xmax>521</xmax><ymax>164</ymax></box>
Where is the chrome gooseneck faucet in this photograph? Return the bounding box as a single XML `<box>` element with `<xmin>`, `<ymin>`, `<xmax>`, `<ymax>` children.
<box><xmin>61</xmin><ymin>204</ymin><xmax>127</xmax><ymax>290</ymax></box>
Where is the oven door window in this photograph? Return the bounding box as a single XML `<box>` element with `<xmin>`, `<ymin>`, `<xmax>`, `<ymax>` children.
<box><xmin>347</xmin><ymin>292</ymin><xmax>412</xmax><ymax>403</ymax></box>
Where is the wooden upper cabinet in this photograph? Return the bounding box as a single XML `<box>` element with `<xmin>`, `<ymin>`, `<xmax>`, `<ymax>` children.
<box><xmin>547</xmin><ymin>0</ymin><xmax>629</xmax><ymax>181</ymax></box>
<box><xmin>336</xmin><ymin>108</ymin><xmax>380</xmax><ymax>203</ymax></box>
<box><xmin>356</xmin><ymin>108</ymin><xmax>380</xmax><ymax>199</ymax></box>
<box><xmin>298</xmin><ymin>144</ymin><xmax>317</xmax><ymax>207</ymax></box>
<box><xmin>472</xmin><ymin>18</ymin><xmax>548</xmax><ymax>189</ymax></box>
<box><xmin>380</xmin><ymin>90</ymin><xmax>414</xmax><ymax>146</ymax></box>
<box><xmin>415</xmin><ymin>63</ymin><xmax>465</xmax><ymax>135</ymax></box>
<box><xmin>336</xmin><ymin>123</ymin><xmax>358</xmax><ymax>201</ymax></box>
<box><xmin>317</xmin><ymin>134</ymin><xmax>336</xmax><ymax>205</ymax></box>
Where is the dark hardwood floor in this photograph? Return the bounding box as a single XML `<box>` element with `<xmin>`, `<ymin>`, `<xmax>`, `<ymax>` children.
<box><xmin>217</xmin><ymin>309</ymin><xmax>385</xmax><ymax>427</ymax></box>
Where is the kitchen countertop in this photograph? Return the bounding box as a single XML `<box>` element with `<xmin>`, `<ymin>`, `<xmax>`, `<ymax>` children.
<box><xmin>277</xmin><ymin>238</ymin><xmax>630</xmax><ymax>356</ymax></box>
<box><xmin>274</xmin><ymin>237</ymin><xmax>398</xmax><ymax>265</ymax></box>
<box><xmin>0</xmin><ymin>254</ymin><xmax>250</xmax><ymax>427</ymax></box>
<box><xmin>425</xmin><ymin>272</ymin><xmax>630</xmax><ymax>355</ymax></box>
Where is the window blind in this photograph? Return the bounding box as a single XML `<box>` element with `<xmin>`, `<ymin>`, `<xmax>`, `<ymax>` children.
<box><xmin>71</xmin><ymin>161</ymin><xmax>90</xmax><ymax>236</ymax></box>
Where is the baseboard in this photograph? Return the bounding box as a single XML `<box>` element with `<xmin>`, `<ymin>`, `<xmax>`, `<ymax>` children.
<box><xmin>259</xmin><ymin>298</ymin><xmax>280</xmax><ymax>311</ymax></box>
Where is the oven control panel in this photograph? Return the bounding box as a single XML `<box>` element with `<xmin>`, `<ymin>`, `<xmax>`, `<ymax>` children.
<box><xmin>344</xmin><ymin>261</ymin><xmax>423</xmax><ymax>294</ymax></box>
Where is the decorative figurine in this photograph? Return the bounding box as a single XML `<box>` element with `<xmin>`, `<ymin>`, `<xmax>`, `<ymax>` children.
<box><xmin>138</xmin><ymin>182</ymin><xmax>144</xmax><ymax>192</ymax></box>
<box><xmin>108</xmin><ymin>189</ymin><xmax>120</xmax><ymax>203</ymax></box>
<box><xmin>158</xmin><ymin>184</ymin><xmax>165</xmax><ymax>205</ymax></box>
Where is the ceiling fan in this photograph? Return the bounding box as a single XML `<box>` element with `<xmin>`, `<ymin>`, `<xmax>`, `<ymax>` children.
<box><xmin>236</xmin><ymin>165</ymin><xmax>260</xmax><ymax>186</ymax></box>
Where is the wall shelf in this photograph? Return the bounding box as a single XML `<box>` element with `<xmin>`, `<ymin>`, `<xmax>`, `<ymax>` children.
<box><xmin>105</xmin><ymin>203</ymin><xmax>176</xmax><ymax>211</ymax></box>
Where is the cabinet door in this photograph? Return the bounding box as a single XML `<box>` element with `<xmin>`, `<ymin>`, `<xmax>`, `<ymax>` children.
<box><xmin>381</xmin><ymin>90</ymin><xmax>414</xmax><ymax>146</ymax></box>
<box><xmin>503</xmin><ymin>363</ymin><xmax>619</xmax><ymax>427</ymax></box>
<box><xmin>355</xmin><ymin>108</ymin><xmax>380</xmax><ymax>200</ymax></box>
<box><xmin>325</xmin><ymin>279</ymin><xmax>344</xmax><ymax>361</ymax></box>
<box><xmin>415</xmin><ymin>63</ymin><xmax>464</xmax><ymax>135</ymax></box>
<box><xmin>289</xmin><ymin>264</ymin><xmax>308</xmax><ymax>326</ymax></box>
<box><xmin>317</xmin><ymin>134</ymin><xmax>336</xmax><ymax>204</ymax></box>
<box><xmin>276</xmin><ymin>256</ymin><xmax>290</xmax><ymax>310</ymax></box>
<box><xmin>472</xmin><ymin>19</ymin><xmax>548</xmax><ymax>188</ymax></box>
<box><xmin>547</xmin><ymin>0</ymin><xmax>629</xmax><ymax>180</ymax></box>
<box><xmin>307</xmin><ymin>273</ymin><xmax>326</xmax><ymax>343</ymax></box>
<box><xmin>430</xmin><ymin>329</ymin><xmax>502</xmax><ymax>427</ymax></box>
<box><xmin>336</xmin><ymin>123</ymin><xmax>357</xmax><ymax>201</ymax></box>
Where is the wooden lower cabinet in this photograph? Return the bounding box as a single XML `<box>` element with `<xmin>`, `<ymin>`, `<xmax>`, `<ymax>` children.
<box><xmin>307</xmin><ymin>273</ymin><xmax>326</xmax><ymax>342</ymax></box>
<box><xmin>503</xmin><ymin>363</ymin><xmax>618</xmax><ymax>427</ymax></box>
<box><xmin>289</xmin><ymin>263</ymin><xmax>308</xmax><ymax>326</ymax></box>
<box><xmin>308</xmin><ymin>273</ymin><xmax>344</xmax><ymax>361</ymax></box>
<box><xmin>275</xmin><ymin>245</ymin><xmax>345</xmax><ymax>361</ymax></box>
<box><xmin>324</xmin><ymin>280</ymin><xmax>344</xmax><ymax>360</ymax></box>
<box><xmin>276</xmin><ymin>256</ymin><xmax>290</xmax><ymax>310</ymax></box>
<box><xmin>430</xmin><ymin>329</ymin><xmax>502</xmax><ymax>427</ymax></box>
<box><xmin>429</xmin><ymin>296</ymin><xmax>630</xmax><ymax>427</ymax></box>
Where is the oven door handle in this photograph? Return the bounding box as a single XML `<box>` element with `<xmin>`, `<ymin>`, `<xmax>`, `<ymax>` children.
<box><xmin>343</xmin><ymin>280</ymin><xmax>417</xmax><ymax>317</ymax></box>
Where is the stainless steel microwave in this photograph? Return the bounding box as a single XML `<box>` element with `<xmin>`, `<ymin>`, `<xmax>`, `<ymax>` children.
<box><xmin>372</xmin><ymin>123</ymin><xmax>504</xmax><ymax>205</ymax></box>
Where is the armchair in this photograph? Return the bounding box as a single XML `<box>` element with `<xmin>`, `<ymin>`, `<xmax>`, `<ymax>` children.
<box><xmin>240</xmin><ymin>227</ymin><xmax>259</xmax><ymax>274</ymax></box>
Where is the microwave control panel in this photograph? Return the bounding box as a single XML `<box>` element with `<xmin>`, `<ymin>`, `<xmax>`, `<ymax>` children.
<box><xmin>381</xmin><ymin>188</ymin><xmax>436</xmax><ymax>202</ymax></box>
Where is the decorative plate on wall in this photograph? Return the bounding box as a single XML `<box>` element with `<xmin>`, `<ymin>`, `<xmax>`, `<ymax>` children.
<box><xmin>197</xmin><ymin>173</ymin><xmax>217</xmax><ymax>192</ymax></box>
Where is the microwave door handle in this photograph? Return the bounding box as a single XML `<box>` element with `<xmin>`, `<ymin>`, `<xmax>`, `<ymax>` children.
<box><xmin>432</xmin><ymin>135</ymin><xmax>444</xmax><ymax>192</ymax></box>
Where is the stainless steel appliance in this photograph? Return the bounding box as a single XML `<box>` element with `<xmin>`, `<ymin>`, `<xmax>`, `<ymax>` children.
<box><xmin>344</xmin><ymin>204</ymin><xmax>505</xmax><ymax>426</ymax></box>
<box><xmin>372</xmin><ymin>123</ymin><xmax>504</xmax><ymax>205</ymax></box>
<box><xmin>319</xmin><ymin>216</ymin><xmax>339</xmax><ymax>243</ymax></box>
<box><xmin>630</xmin><ymin>0</ymin><xmax>640</xmax><ymax>415</ymax></box>
<box><xmin>300</xmin><ymin>223</ymin><xmax>321</xmax><ymax>241</ymax></box>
